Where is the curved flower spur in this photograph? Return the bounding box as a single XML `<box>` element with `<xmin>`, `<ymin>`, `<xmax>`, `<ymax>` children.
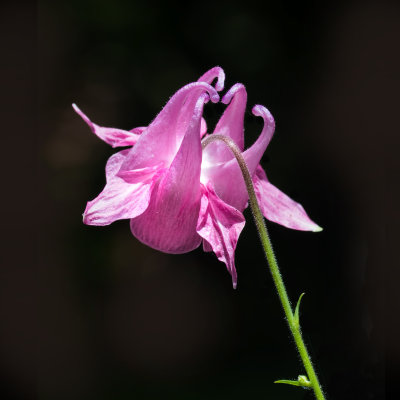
<box><xmin>74</xmin><ymin>67</ymin><xmax>326</xmax><ymax>400</ymax></box>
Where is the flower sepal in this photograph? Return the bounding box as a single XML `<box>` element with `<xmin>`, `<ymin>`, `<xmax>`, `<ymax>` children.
<box><xmin>274</xmin><ymin>375</ymin><xmax>312</xmax><ymax>389</ymax></box>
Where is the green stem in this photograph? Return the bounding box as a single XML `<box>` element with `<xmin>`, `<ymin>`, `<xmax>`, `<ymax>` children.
<box><xmin>202</xmin><ymin>135</ymin><xmax>326</xmax><ymax>400</ymax></box>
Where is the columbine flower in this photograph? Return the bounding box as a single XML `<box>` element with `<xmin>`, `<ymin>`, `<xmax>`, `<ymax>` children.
<box><xmin>74</xmin><ymin>67</ymin><xmax>320</xmax><ymax>288</ymax></box>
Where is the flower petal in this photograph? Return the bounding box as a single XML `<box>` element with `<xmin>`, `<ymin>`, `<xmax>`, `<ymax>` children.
<box><xmin>129</xmin><ymin>94</ymin><xmax>208</xmax><ymax>253</ymax></box>
<box><xmin>121</xmin><ymin>82</ymin><xmax>219</xmax><ymax>172</ymax></box>
<box><xmin>197</xmin><ymin>66</ymin><xmax>225</xmax><ymax>91</ymax></box>
<box><xmin>83</xmin><ymin>150</ymin><xmax>154</xmax><ymax>226</ymax></box>
<box><xmin>253</xmin><ymin>166</ymin><xmax>322</xmax><ymax>232</ymax></box>
<box><xmin>203</xmin><ymin>240</ymin><xmax>212</xmax><ymax>252</ymax></box>
<box><xmin>196</xmin><ymin>184</ymin><xmax>246</xmax><ymax>289</ymax></box>
<box><xmin>72</xmin><ymin>104</ymin><xmax>141</xmax><ymax>147</ymax></box>
<box><xmin>200</xmin><ymin>117</ymin><xmax>207</xmax><ymax>138</ymax></box>
<box><xmin>117</xmin><ymin>162</ymin><xmax>164</xmax><ymax>183</ymax></box>
<box><xmin>130</xmin><ymin>126</ymin><xmax>146</xmax><ymax>134</ymax></box>
<box><xmin>203</xmin><ymin>84</ymin><xmax>247</xmax><ymax>165</ymax></box>
<box><xmin>217</xmin><ymin>83</ymin><xmax>247</xmax><ymax>151</ymax></box>
<box><xmin>242</xmin><ymin>105</ymin><xmax>275</xmax><ymax>174</ymax></box>
<box><xmin>202</xmin><ymin>105</ymin><xmax>275</xmax><ymax>211</ymax></box>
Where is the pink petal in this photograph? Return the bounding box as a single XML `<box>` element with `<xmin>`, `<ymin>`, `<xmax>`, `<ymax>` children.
<box><xmin>197</xmin><ymin>66</ymin><xmax>225</xmax><ymax>91</ymax></box>
<box><xmin>203</xmin><ymin>240</ymin><xmax>212</xmax><ymax>252</ymax></box>
<box><xmin>72</xmin><ymin>104</ymin><xmax>141</xmax><ymax>148</ymax></box>
<box><xmin>200</xmin><ymin>117</ymin><xmax>207</xmax><ymax>138</ymax></box>
<box><xmin>196</xmin><ymin>184</ymin><xmax>246</xmax><ymax>289</ymax></box>
<box><xmin>129</xmin><ymin>94</ymin><xmax>208</xmax><ymax>254</ymax></box>
<box><xmin>83</xmin><ymin>150</ymin><xmax>154</xmax><ymax>226</ymax></box>
<box><xmin>200</xmin><ymin>158</ymin><xmax>248</xmax><ymax>211</ymax></box>
<box><xmin>202</xmin><ymin>105</ymin><xmax>275</xmax><ymax>211</ymax></box>
<box><xmin>253</xmin><ymin>166</ymin><xmax>322</xmax><ymax>232</ymax></box>
<box><xmin>130</xmin><ymin>126</ymin><xmax>146</xmax><ymax>134</ymax></box>
<box><xmin>203</xmin><ymin>84</ymin><xmax>247</xmax><ymax>164</ymax></box>
<box><xmin>218</xmin><ymin>83</ymin><xmax>247</xmax><ymax>150</ymax></box>
<box><xmin>242</xmin><ymin>105</ymin><xmax>275</xmax><ymax>173</ymax></box>
<box><xmin>120</xmin><ymin>82</ymin><xmax>219</xmax><ymax>172</ymax></box>
<box><xmin>117</xmin><ymin>162</ymin><xmax>165</xmax><ymax>183</ymax></box>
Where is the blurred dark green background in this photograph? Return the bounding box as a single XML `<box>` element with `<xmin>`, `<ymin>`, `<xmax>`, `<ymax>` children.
<box><xmin>1</xmin><ymin>0</ymin><xmax>397</xmax><ymax>399</ymax></box>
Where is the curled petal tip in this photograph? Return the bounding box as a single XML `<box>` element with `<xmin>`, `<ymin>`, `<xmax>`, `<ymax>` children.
<box><xmin>195</xmin><ymin>93</ymin><xmax>213</xmax><ymax>116</ymax></box>
<box><xmin>222</xmin><ymin>83</ymin><xmax>246</xmax><ymax>105</ymax></box>
<box><xmin>213</xmin><ymin>66</ymin><xmax>226</xmax><ymax>91</ymax></box>
<box><xmin>252</xmin><ymin>104</ymin><xmax>275</xmax><ymax>126</ymax></box>
<box><xmin>198</xmin><ymin>66</ymin><xmax>225</xmax><ymax>92</ymax></box>
<box><xmin>210</xmin><ymin>93</ymin><xmax>220</xmax><ymax>103</ymax></box>
<box><xmin>193</xmin><ymin>81</ymin><xmax>219</xmax><ymax>103</ymax></box>
<box><xmin>313</xmin><ymin>225</ymin><xmax>323</xmax><ymax>232</ymax></box>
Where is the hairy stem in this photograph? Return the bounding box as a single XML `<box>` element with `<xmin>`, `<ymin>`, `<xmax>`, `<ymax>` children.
<box><xmin>202</xmin><ymin>134</ymin><xmax>326</xmax><ymax>400</ymax></box>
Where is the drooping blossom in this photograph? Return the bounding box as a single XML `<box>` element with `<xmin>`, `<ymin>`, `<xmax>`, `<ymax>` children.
<box><xmin>74</xmin><ymin>67</ymin><xmax>320</xmax><ymax>288</ymax></box>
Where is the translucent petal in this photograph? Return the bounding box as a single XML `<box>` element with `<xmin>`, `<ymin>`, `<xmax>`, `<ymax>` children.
<box><xmin>72</xmin><ymin>104</ymin><xmax>141</xmax><ymax>148</ymax></box>
<box><xmin>254</xmin><ymin>166</ymin><xmax>322</xmax><ymax>232</ymax></box>
<box><xmin>196</xmin><ymin>184</ymin><xmax>246</xmax><ymax>288</ymax></box>
<box><xmin>121</xmin><ymin>82</ymin><xmax>219</xmax><ymax>172</ymax></box>
<box><xmin>129</xmin><ymin>94</ymin><xmax>209</xmax><ymax>253</ymax></box>
<box><xmin>83</xmin><ymin>150</ymin><xmax>153</xmax><ymax>226</ymax></box>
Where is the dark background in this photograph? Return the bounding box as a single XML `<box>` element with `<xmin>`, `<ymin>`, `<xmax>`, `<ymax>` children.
<box><xmin>1</xmin><ymin>0</ymin><xmax>397</xmax><ymax>399</ymax></box>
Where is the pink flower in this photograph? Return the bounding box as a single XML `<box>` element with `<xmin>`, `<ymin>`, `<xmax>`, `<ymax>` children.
<box><xmin>74</xmin><ymin>67</ymin><xmax>320</xmax><ymax>288</ymax></box>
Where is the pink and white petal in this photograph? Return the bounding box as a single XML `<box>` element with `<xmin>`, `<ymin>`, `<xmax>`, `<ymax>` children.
<box><xmin>104</xmin><ymin>149</ymin><xmax>130</xmax><ymax>179</ymax></box>
<box><xmin>242</xmin><ymin>105</ymin><xmax>275</xmax><ymax>174</ymax></box>
<box><xmin>200</xmin><ymin>117</ymin><xmax>207</xmax><ymax>138</ymax></box>
<box><xmin>253</xmin><ymin>166</ymin><xmax>322</xmax><ymax>232</ymax></box>
<box><xmin>129</xmin><ymin>94</ymin><xmax>208</xmax><ymax>254</ymax></box>
<box><xmin>72</xmin><ymin>104</ymin><xmax>140</xmax><ymax>147</ymax></box>
<box><xmin>201</xmin><ymin>159</ymin><xmax>248</xmax><ymax>212</ymax></box>
<box><xmin>196</xmin><ymin>185</ymin><xmax>246</xmax><ymax>289</ymax></box>
<box><xmin>121</xmin><ymin>82</ymin><xmax>219</xmax><ymax>172</ymax></box>
<box><xmin>218</xmin><ymin>83</ymin><xmax>247</xmax><ymax>150</ymax></box>
<box><xmin>202</xmin><ymin>104</ymin><xmax>276</xmax><ymax>211</ymax></box>
<box><xmin>83</xmin><ymin>150</ymin><xmax>153</xmax><ymax>226</ymax></box>
<box><xmin>130</xmin><ymin>126</ymin><xmax>146</xmax><ymax>134</ymax></box>
<box><xmin>197</xmin><ymin>66</ymin><xmax>225</xmax><ymax>91</ymax></box>
<box><xmin>203</xmin><ymin>84</ymin><xmax>247</xmax><ymax>165</ymax></box>
<box><xmin>117</xmin><ymin>162</ymin><xmax>165</xmax><ymax>183</ymax></box>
